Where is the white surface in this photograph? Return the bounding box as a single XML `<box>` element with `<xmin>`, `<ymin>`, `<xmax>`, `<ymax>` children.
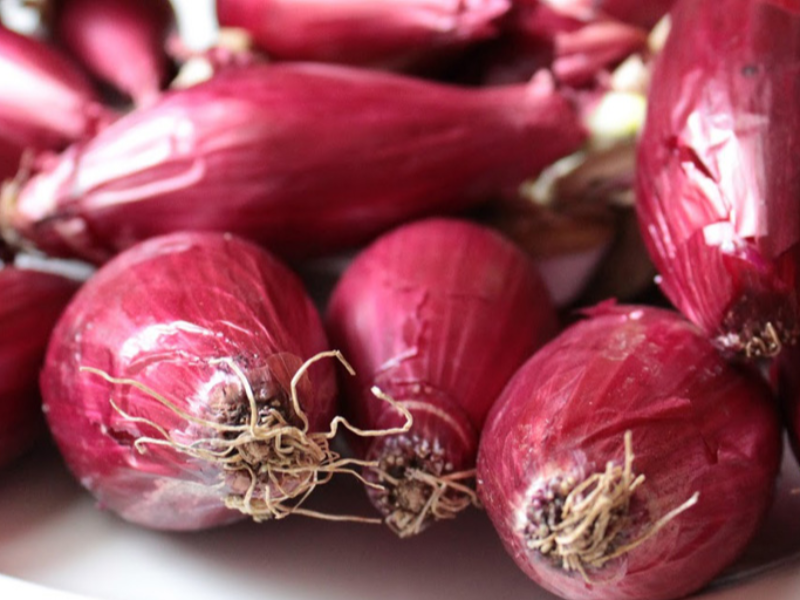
<box><xmin>2</xmin><ymin>442</ymin><xmax>800</xmax><ymax>600</ymax></box>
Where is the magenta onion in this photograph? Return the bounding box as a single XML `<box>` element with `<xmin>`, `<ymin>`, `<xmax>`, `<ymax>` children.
<box><xmin>0</xmin><ymin>265</ymin><xmax>78</xmax><ymax>469</ymax></box>
<box><xmin>53</xmin><ymin>0</ymin><xmax>175</xmax><ymax>104</ymax></box>
<box><xmin>2</xmin><ymin>62</ymin><xmax>586</xmax><ymax>264</ymax></box>
<box><xmin>326</xmin><ymin>218</ymin><xmax>558</xmax><ymax>536</ymax></box>
<box><xmin>468</xmin><ymin>1</ymin><xmax>648</xmax><ymax>88</ymax></box>
<box><xmin>478</xmin><ymin>303</ymin><xmax>781</xmax><ymax>600</ymax></box>
<box><xmin>39</xmin><ymin>231</ymin><xmax>361</xmax><ymax>531</ymax></box>
<box><xmin>0</xmin><ymin>24</ymin><xmax>111</xmax><ymax>180</ymax></box>
<box><xmin>636</xmin><ymin>0</ymin><xmax>800</xmax><ymax>358</ymax></box>
<box><xmin>539</xmin><ymin>0</ymin><xmax>676</xmax><ymax>30</ymax></box>
<box><xmin>777</xmin><ymin>345</ymin><xmax>800</xmax><ymax>466</ymax></box>
<box><xmin>216</xmin><ymin>0</ymin><xmax>510</xmax><ymax>71</ymax></box>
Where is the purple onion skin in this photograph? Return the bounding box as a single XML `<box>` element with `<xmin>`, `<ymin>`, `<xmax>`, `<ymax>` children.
<box><xmin>6</xmin><ymin>62</ymin><xmax>586</xmax><ymax>264</ymax></box>
<box><xmin>216</xmin><ymin>0</ymin><xmax>510</xmax><ymax>71</ymax></box>
<box><xmin>478</xmin><ymin>304</ymin><xmax>782</xmax><ymax>600</ymax></box>
<box><xmin>40</xmin><ymin>232</ymin><xmax>336</xmax><ymax>530</ymax></box>
<box><xmin>0</xmin><ymin>267</ymin><xmax>79</xmax><ymax>469</ymax></box>
<box><xmin>326</xmin><ymin>218</ymin><xmax>557</xmax><ymax>533</ymax></box>
<box><xmin>0</xmin><ymin>25</ymin><xmax>111</xmax><ymax>180</ymax></box>
<box><xmin>636</xmin><ymin>0</ymin><xmax>800</xmax><ymax>358</ymax></box>
<box><xmin>53</xmin><ymin>0</ymin><xmax>175</xmax><ymax>104</ymax></box>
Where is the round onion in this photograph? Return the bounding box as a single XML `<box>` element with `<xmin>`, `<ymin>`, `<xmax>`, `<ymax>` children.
<box><xmin>40</xmin><ymin>231</ymin><xmax>346</xmax><ymax>531</ymax></box>
<box><xmin>478</xmin><ymin>303</ymin><xmax>782</xmax><ymax>600</ymax></box>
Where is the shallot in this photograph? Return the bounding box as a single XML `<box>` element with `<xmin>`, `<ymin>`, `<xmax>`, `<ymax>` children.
<box><xmin>216</xmin><ymin>0</ymin><xmax>510</xmax><ymax>71</ymax></box>
<box><xmin>0</xmin><ymin>24</ymin><xmax>110</xmax><ymax>180</ymax></box>
<box><xmin>478</xmin><ymin>303</ymin><xmax>782</xmax><ymax>600</ymax></box>
<box><xmin>52</xmin><ymin>0</ymin><xmax>175</xmax><ymax>104</ymax></box>
<box><xmin>1</xmin><ymin>62</ymin><xmax>585</xmax><ymax>264</ymax></box>
<box><xmin>326</xmin><ymin>218</ymin><xmax>557</xmax><ymax>536</ymax></box>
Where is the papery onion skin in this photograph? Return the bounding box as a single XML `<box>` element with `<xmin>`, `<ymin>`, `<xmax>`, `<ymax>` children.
<box><xmin>216</xmin><ymin>0</ymin><xmax>510</xmax><ymax>71</ymax></box>
<box><xmin>635</xmin><ymin>0</ymin><xmax>800</xmax><ymax>358</ymax></box>
<box><xmin>478</xmin><ymin>303</ymin><xmax>781</xmax><ymax>600</ymax></box>
<box><xmin>0</xmin><ymin>24</ymin><xmax>110</xmax><ymax>180</ymax></box>
<box><xmin>40</xmin><ymin>232</ymin><xmax>336</xmax><ymax>531</ymax></box>
<box><xmin>326</xmin><ymin>218</ymin><xmax>558</xmax><ymax>536</ymax></box>
<box><xmin>53</xmin><ymin>0</ymin><xmax>175</xmax><ymax>104</ymax></box>
<box><xmin>5</xmin><ymin>62</ymin><xmax>586</xmax><ymax>264</ymax></box>
<box><xmin>0</xmin><ymin>266</ymin><xmax>79</xmax><ymax>469</ymax></box>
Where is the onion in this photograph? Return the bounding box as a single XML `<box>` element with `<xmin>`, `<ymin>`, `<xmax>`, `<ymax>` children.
<box><xmin>0</xmin><ymin>24</ymin><xmax>111</xmax><ymax>180</ymax></box>
<box><xmin>52</xmin><ymin>0</ymin><xmax>175</xmax><ymax>105</ymax></box>
<box><xmin>636</xmin><ymin>0</ymin><xmax>800</xmax><ymax>358</ymax></box>
<box><xmin>0</xmin><ymin>265</ymin><xmax>78</xmax><ymax>469</ymax></box>
<box><xmin>777</xmin><ymin>345</ymin><xmax>800</xmax><ymax>465</ymax></box>
<box><xmin>544</xmin><ymin>0</ymin><xmax>676</xmax><ymax>30</ymax></box>
<box><xmin>1</xmin><ymin>62</ymin><xmax>586</xmax><ymax>264</ymax></box>
<box><xmin>216</xmin><ymin>0</ymin><xmax>510</xmax><ymax>71</ymax></box>
<box><xmin>39</xmin><ymin>231</ymin><xmax>373</xmax><ymax>531</ymax></box>
<box><xmin>478</xmin><ymin>303</ymin><xmax>782</xmax><ymax>600</ymax></box>
<box><xmin>326</xmin><ymin>218</ymin><xmax>558</xmax><ymax>536</ymax></box>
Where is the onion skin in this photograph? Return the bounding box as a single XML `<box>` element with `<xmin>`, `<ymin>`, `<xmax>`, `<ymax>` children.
<box><xmin>326</xmin><ymin>218</ymin><xmax>558</xmax><ymax>536</ymax></box>
<box><xmin>4</xmin><ymin>62</ymin><xmax>586</xmax><ymax>264</ymax></box>
<box><xmin>478</xmin><ymin>304</ymin><xmax>781</xmax><ymax>600</ymax></box>
<box><xmin>0</xmin><ymin>24</ymin><xmax>110</xmax><ymax>180</ymax></box>
<box><xmin>216</xmin><ymin>0</ymin><xmax>510</xmax><ymax>71</ymax></box>
<box><xmin>40</xmin><ymin>232</ymin><xmax>337</xmax><ymax>531</ymax></box>
<box><xmin>0</xmin><ymin>266</ymin><xmax>78</xmax><ymax>469</ymax></box>
<box><xmin>53</xmin><ymin>0</ymin><xmax>175</xmax><ymax>104</ymax></box>
<box><xmin>635</xmin><ymin>0</ymin><xmax>800</xmax><ymax>358</ymax></box>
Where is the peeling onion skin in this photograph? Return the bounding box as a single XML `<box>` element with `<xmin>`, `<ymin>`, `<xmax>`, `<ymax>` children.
<box><xmin>40</xmin><ymin>232</ymin><xmax>336</xmax><ymax>531</ymax></box>
<box><xmin>0</xmin><ymin>25</ymin><xmax>111</xmax><ymax>180</ymax></box>
<box><xmin>0</xmin><ymin>267</ymin><xmax>79</xmax><ymax>469</ymax></box>
<box><xmin>4</xmin><ymin>62</ymin><xmax>586</xmax><ymax>264</ymax></box>
<box><xmin>216</xmin><ymin>0</ymin><xmax>510</xmax><ymax>71</ymax></box>
<box><xmin>53</xmin><ymin>0</ymin><xmax>175</xmax><ymax>105</ymax></box>
<box><xmin>635</xmin><ymin>0</ymin><xmax>800</xmax><ymax>359</ymax></box>
<box><xmin>326</xmin><ymin>218</ymin><xmax>558</xmax><ymax>536</ymax></box>
<box><xmin>478</xmin><ymin>304</ymin><xmax>782</xmax><ymax>600</ymax></box>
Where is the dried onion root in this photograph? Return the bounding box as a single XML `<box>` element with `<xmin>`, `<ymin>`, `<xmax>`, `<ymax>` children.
<box><xmin>81</xmin><ymin>350</ymin><xmax>413</xmax><ymax>523</ymax></box>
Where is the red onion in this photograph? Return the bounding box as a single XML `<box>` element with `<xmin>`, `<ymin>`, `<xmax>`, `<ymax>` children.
<box><xmin>470</xmin><ymin>1</ymin><xmax>647</xmax><ymax>89</ymax></box>
<box><xmin>0</xmin><ymin>265</ymin><xmax>78</xmax><ymax>469</ymax></box>
<box><xmin>53</xmin><ymin>0</ymin><xmax>175</xmax><ymax>105</ymax></box>
<box><xmin>39</xmin><ymin>231</ymin><xmax>362</xmax><ymax>531</ymax></box>
<box><xmin>0</xmin><ymin>24</ymin><xmax>111</xmax><ymax>180</ymax></box>
<box><xmin>326</xmin><ymin>218</ymin><xmax>558</xmax><ymax>536</ymax></box>
<box><xmin>478</xmin><ymin>303</ymin><xmax>782</xmax><ymax>600</ymax></box>
<box><xmin>777</xmin><ymin>345</ymin><xmax>800</xmax><ymax>465</ymax></box>
<box><xmin>2</xmin><ymin>62</ymin><xmax>586</xmax><ymax>264</ymax></box>
<box><xmin>543</xmin><ymin>0</ymin><xmax>676</xmax><ymax>30</ymax></box>
<box><xmin>636</xmin><ymin>0</ymin><xmax>800</xmax><ymax>358</ymax></box>
<box><xmin>216</xmin><ymin>0</ymin><xmax>510</xmax><ymax>71</ymax></box>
